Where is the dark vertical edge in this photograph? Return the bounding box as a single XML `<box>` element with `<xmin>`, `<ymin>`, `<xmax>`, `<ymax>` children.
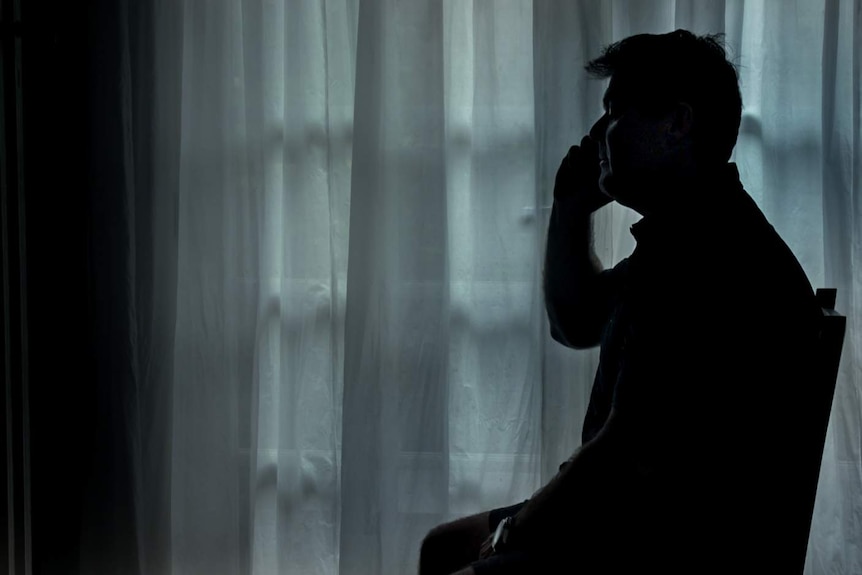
<box><xmin>21</xmin><ymin>0</ymin><xmax>92</xmax><ymax>571</ymax></box>
<box><xmin>1</xmin><ymin>0</ymin><xmax>28</xmax><ymax>571</ymax></box>
<box><xmin>1</xmin><ymin>3</ymin><xmax>13</xmax><ymax>573</ymax></box>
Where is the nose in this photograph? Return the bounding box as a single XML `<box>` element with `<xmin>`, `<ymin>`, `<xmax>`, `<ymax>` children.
<box><xmin>588</xmin><ymin>113</ymin><xmax>608</xmax><ymax>145</ymax></box>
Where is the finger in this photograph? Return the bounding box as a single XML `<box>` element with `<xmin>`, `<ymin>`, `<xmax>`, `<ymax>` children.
<box><xmin>562</xmin><ymin>146</ymin><xmax>581</xmax><ymax>176</ymax></box>
<box><xmin>555</xmin><ymin>154</ymin><xmax>572</xmax><ymax>188</ymax></box>
<box><xmin>557</xmin><ymin>146</ymin><xmax>577</xmax><ymax>176</ymax></box>
<box><xmin>555</xmin><ymin>146</ymin><xmax>581</xmax><ymax>200</ymax></box>
<box><xmin>580</xmin><ymin>136</ymin><xmax>598</xmax><ymax>160</ymax></box>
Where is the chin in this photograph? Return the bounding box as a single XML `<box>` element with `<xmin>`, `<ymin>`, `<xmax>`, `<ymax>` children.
<box><xmin>600</xmin><ymin>174</ymin><xmax>643</xmax><ymax>214</ymax></box>
<box><xmin>599</xmin><ymin>173</ymin><xmax>620</xmax><ymax>202</ymax></box>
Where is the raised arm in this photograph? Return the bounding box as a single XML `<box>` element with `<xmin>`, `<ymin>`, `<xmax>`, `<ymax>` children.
<box><xmin>543</xmin><ymin>136</ymin><xmax>615</xmax><ymax>349</ymax></box>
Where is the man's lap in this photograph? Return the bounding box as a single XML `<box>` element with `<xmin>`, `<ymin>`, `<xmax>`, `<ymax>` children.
<box><xmin>486</xmin><ymin>501</ymin><xmax>529</xmax><ymax>533</ymax></box>
<box><xmin>470</xmin><ymin>549</ymin><xmax>537</xmax><ymax>575</ymax></box>
<box><xmin>471</xmin><ymin>500</ymin><xmax>537</xmax><ymax>575</ymax></box>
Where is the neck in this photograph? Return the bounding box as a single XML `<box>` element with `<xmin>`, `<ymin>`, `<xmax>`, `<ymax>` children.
<box><xmin>635</xmin><ymin>163</ymin><xmax>731</xmax><ymax>217</ymax></box>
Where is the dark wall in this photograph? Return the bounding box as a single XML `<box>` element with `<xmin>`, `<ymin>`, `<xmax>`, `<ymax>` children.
<box><xmin>21</xmin><ymin>2</ymin><xmax>92</xmax><ymax>572</ymax></box>
<box><xmin>21</xmin><ymin>1</ymin><xmax>139</xmax><ymax>573</ymax></box>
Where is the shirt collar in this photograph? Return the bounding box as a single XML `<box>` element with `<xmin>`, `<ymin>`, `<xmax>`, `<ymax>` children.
<box><xmin>629</xmin><ymin>163</ymin><xmax>743</xmax><ymax>244</ymax></box>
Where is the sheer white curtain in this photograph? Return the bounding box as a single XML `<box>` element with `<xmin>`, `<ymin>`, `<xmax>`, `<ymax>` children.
<box><xmin>135</xmin><ymin>1</ymin><xmax>861</xmax><ymax>574</ymax></box>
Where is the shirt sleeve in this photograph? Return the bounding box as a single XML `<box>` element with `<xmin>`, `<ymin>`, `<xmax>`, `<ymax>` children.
<box><xmin>593</xmin><ymin>257</ymin><xmax>631</xmax><ymax>324</ymax></box>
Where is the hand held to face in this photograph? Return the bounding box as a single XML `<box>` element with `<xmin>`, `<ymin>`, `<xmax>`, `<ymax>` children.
<box><xmin>553</xmin><ymin>136</ymin><xmax>613</xmax><ymax>214</ymax></box>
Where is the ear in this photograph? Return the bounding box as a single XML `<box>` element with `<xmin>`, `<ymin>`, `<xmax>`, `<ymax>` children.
<box><xmin>667</xmin><ymin>102</ymin><xmax>694</xmax><ymax>141</ymax></box>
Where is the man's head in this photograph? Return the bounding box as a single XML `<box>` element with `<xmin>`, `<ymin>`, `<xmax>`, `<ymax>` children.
<box><xmin>586</xmin><ymin>30</ymin><xmax>742</xmax><ymax>214</ymax></box>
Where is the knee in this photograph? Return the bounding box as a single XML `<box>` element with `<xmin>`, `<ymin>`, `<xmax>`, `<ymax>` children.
<box><xmin>419</xmin><ymin>525</ymin><xmax>446</xmax><ymax>574</ymax></box>
<box><xmin>418</xmin><ymin>512</ymin><xmax>489</xmax><ymax>575</ymax></box>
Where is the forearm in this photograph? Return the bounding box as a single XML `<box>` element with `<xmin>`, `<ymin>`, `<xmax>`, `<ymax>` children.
<box><xmin>543</xmin><ymin>199</ymin><xmax>606</xmax><ymax>348</ymax></box>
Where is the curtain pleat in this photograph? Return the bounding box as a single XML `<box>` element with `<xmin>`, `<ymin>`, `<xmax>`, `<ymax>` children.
<box><xmin>79</xmin><ymin>1</ymin><xmax>862</xmax><ymax>573</ymax></box>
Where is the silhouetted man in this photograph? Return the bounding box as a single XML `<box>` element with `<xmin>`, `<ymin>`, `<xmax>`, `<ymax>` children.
<box><xmin>419</xmin><ymin>30</ymin><xmax>821</xmax><ymax>574</ymax></box>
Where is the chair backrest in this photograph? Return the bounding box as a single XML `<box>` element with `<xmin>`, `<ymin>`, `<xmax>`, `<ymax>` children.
<box><xmin>788</xmin><ymin>288</ymin><xmax>846</xmax><ymax>572</ymax></box>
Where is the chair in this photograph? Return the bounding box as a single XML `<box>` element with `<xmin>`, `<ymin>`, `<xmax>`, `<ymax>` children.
<box><xmin>463</xmin><ymin>289</ymin><xmax>847</xmax><ymax>574</ymax></box>
<box><xmin>786</xmin><ymin>288</ymin><xmax>846</xmax><ymax>573</ymax></box>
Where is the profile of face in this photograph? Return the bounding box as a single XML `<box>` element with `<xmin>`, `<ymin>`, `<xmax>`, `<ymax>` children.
<box><xmin>588</xmin><ymin>75</ymin><xmax>694</xmax><ymax>215</ymax></box>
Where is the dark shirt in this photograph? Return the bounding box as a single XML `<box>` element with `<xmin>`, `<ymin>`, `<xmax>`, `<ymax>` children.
<box><xmin>578</xmin><ymin>164</ymin><xmax>822</xmax><ymax>572</ymax></box>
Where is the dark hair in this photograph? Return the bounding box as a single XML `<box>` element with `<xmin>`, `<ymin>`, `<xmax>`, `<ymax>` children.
<box><xmin>585</xmin><ymin>29</ymin><xmax>743</xmax><ymax>166</ymax></box>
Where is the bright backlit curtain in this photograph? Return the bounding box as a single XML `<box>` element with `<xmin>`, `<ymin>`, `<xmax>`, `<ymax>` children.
<box><xmin>107</xmin><ymin>1</ymin><xmax>861</xmax><ymax>574</ymax></box>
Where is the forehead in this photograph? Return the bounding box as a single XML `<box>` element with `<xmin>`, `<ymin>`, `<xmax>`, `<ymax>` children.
<box><xmin>602</xmin><ymin>74</ymin><xmax>662</xmax><ymax>116</ymax></box>
<box><xmin>602</xmin><ymin>76</ymin><xmax>623</xmax><ymax>109</ymax></box>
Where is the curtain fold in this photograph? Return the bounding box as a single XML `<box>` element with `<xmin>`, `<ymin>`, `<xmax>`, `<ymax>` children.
<box><xmin>92</xmin><ymin>1</ymin><xmax>862</xmax><ymax>574</ymax></box>
<box><xmin>79</xmin><ymin>0</ymin><xmax>184</xmax><ymax>573</ymax></box>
